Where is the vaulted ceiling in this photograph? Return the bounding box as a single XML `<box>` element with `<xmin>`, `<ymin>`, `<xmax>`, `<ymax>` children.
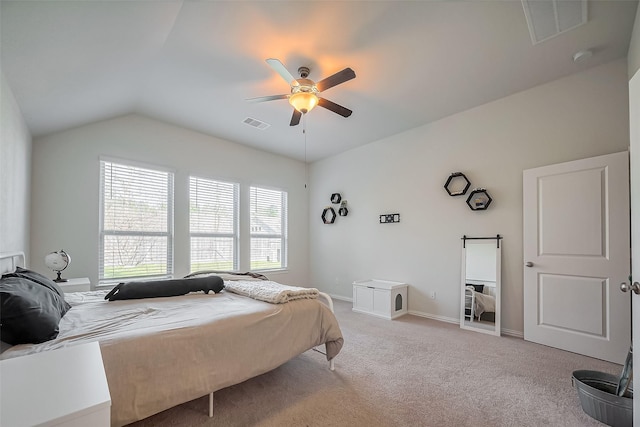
<box><xmin>1</xmin><ymin>1</ymin><xmax>637</xmax><ymax>162</ymax></box>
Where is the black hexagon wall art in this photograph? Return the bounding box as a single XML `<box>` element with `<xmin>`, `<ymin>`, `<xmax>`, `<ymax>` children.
<box><xmin>330</xmin><ymin>193</ymin><xmax>342</xmax><ymax>204</ymax></box>
<box><xmin>338</xmin><ymin>200</ymin><xmax>348</xmax><ymax>216</ymax></box>
<box><xmin>444</xmin><ymin>172</ymin><xmax>471</xmax><ymax>196</ymax></box>
<box><xmin>466</xmin><ymin>188</ymin><xmax>492</xmax><ymax>211</ymax></box>
<box><xmin>322</xmin><ymin>207</ymin><xmax>337</xmax><ymax>224</ymax></box>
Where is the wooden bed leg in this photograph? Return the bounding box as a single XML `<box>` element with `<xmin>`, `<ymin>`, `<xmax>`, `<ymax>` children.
<box><xmin>329</xmin><ymin>359</ymin><xmax>335</xmax><ymax>371</ymax></box>
<box><xmin>209</xmin><ymin>392</ymin><xmax>214</xmax><ymax>417</ymax></box>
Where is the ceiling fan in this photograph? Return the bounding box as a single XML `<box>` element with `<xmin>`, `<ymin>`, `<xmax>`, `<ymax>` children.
<box><xmin>248</xmin><ymin>58</ymin><xmax>356</xmax><ymax>126</ymax></box>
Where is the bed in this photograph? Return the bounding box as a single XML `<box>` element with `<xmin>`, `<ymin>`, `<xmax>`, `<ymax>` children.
<box><xmin>465</xmin><ymin>285</ymin><xmax>496</xmax><ymax>321</ymax></box>
<box><xmin>0</xmin><ymin>252</ymin><xmax>344</xmax><ymax>426</ymax></box>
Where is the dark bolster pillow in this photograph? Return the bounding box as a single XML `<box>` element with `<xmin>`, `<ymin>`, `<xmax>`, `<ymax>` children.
<box><xmin>0</xmin><ymin>276</ymin><xmax>71</xmax><ymax>345</ymax></box>
<box><xmin>105</xmin><ymin>276</ymin><xmax>224</xmax><ymax>301</ymax></box>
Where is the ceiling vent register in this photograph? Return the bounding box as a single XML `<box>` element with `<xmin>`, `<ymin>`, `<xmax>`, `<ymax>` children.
<box><xmin>242</xmin><ymin>117</ymin><xmax>271</xmax><ymax>130</ymax></box>
<box><xmin>521</xmin><ymin>0</ymin><xmax>587</xmax><ymax>45</ymax></box>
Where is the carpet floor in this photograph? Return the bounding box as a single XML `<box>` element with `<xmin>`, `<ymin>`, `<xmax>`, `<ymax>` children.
<box><xmin>129</xmin><ymin>299</ymin><xmax>623</xmax><ymax>427</ymax></box>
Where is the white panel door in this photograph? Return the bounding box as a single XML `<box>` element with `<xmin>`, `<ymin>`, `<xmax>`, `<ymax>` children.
<box><xmin>523</xmin><ymin>151</ymin><xmax>630</xmax><ymax>363</ymax></box>
<box><xmin>628</xmin><ymin>70</ymin><xmax>640</xmax><ymax>425</ymax></box>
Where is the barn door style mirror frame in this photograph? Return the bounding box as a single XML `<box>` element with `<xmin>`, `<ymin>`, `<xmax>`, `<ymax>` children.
<box><xmin>460</xmin><ymin>235</ymin><xmax>502</xmax><ymax>336</ymax></box>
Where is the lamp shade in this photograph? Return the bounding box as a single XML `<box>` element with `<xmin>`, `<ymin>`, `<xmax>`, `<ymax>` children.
<box><xmin>289</xmin><ymin>92</ymin><xmax>318</xmax><ymax>114</ymax></box>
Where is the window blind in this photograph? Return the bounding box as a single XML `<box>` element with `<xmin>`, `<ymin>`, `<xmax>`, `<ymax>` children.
<box><xmin>99</xmin><ymin>160</ymin><xmax>174</xmax><ymax>282</ymax></box>
<box><xmin>249</xmin><ymin>186</ymin><xmax>287</xmax><ymax>270</ymax></box>
<box><xmin>190</xmin><ymin>176</ymin><xmax>239</xmax><ymax>272</ymax></box>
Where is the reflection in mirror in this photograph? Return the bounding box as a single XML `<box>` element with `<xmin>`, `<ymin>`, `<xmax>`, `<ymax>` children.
<box><xmin>460</xmin><ymin>237</ymin><xmax>501</xmax><ymax>336</ymax></box>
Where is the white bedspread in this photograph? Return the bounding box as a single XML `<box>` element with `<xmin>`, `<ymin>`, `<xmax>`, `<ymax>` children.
<box><xmin>474</xmin><ymin>292</ymin><xmax>496</xmax><ymax>318</ymax></box>
<box><xmin>1</xmin><ymin>289</ymin><xmax>343</xmax><ymax>426</ymax></box>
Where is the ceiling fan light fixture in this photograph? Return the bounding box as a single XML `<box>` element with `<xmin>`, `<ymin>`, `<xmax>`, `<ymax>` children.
<box><xmin>289</xmin><ymin>91</ymin><xmax>318</xmax><ymax>114</ymax></box>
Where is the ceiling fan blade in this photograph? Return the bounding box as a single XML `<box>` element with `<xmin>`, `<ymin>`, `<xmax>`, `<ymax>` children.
<box><xmin>290</xmin><ymin>109</ymin><xmax>302</xmax><ymax>126</ymax></box>
<box><xmin>318</xmin><ymin>97</ymin><xmax>352</xmax><ymax>118</ymax></box>
<box><xmin>246</xmin><ymin>94</ymin><xmax>289</xmax><ymax>103</ymax></box>
<box><xmin>316</xmin><ymin>68</ymin><xmax>356</xmax><ymax>92</ymax></box>
<box><xmin>266</xmin><ymin>58</ymin><xmax>299</xmax><ymax>87</ymax></box>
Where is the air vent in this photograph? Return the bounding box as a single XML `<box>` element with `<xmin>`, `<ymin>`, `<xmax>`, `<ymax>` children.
<box><xmin>522</xmin><ymin>0</ymin><xmax>587</xmax><ymax>45</ymax></box>
<box><xmin>243</xmin><ymin>117</ymin><xmax>270</xmax><ymax>130</ymax></box>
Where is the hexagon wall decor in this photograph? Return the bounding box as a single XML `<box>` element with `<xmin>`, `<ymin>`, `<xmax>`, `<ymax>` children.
<box><xmin>322</xmin><ymin>207</ymin><xmax>337</xmax><ymax>224</ymax></box>
<box><xmin>466</xmin><ymin>188</ymin><xmax>493</xmax><ymax>211</ymax></box>
<box><xmin>444</xmin><ymin>172</ymin><xmax>471</xmax><ymax>196</ymax></box>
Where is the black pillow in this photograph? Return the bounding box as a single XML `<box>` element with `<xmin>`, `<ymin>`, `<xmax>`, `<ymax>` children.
<box><xmin>0</xmin><ymin>276</ymin><xmax>70</xmax><ymax>345</ymax></box>
<box><xmin>105</xmin><ymin>276</ymin><xmax>224</xmax><ymax>301</ymax></box>
<box><xmin>5</xmin><ymin>267</ymin><xmax>67</xmax><ymax>299</ymax></box>
<box><xmin>467</xmin><ymin>284</ymin><xmax>485</xmax><ymax>293</ymax></box>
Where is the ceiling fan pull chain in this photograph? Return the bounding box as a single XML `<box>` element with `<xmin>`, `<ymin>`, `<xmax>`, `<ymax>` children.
<box><xmin>304</xmin><ymin>114</ymin><xmax>308</xmax><ymax>189</ymax></box>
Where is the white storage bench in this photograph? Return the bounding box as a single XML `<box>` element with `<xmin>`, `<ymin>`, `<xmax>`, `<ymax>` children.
<box><xmin>352</xmin><ymin>279</ymin><xmax>408</xmax><ymax>320</ymax></box>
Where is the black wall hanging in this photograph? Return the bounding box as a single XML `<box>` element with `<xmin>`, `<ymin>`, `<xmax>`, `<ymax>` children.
<box><xmin>338</xmin><ymin>200</ymin><xmax>349</xmax><ymax>216</ymax></box>
<box><xmin>322</xmin><ymin>207</ymin><xmax>337</xmax><ymax>224</ymax></box>
<box><xmin>380</xmin><ymin>213</ymin><xmax>400</xmax><ymax>224</ymax></box>
<box><xmin>444</xmin><ymin>172</ymin><xmax>471</xmax><ymax>196</ymax></box>
<box><xmin>466</xmin><ymin>188</ymin><xmax>492</xmax><ymax>211</ymax></box>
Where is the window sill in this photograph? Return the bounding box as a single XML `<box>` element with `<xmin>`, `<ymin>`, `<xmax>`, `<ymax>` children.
<box><xmin>252</xmin><ymin>268</ymin><xmax>289</xmax><ymax>275</ymax></box>
<box><xmin>97</xmin><ymin>275</ymin><xmax>173</xmax><ymax>288</ymax></box>
<box><xmin>96</xmin><ymin>271</ymin><xmax>287</xmax><ymax>289</ymax></box>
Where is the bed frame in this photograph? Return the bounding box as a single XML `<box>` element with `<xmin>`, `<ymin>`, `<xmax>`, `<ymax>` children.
<box><xmin>0</xmin><ymin>251</ymin><xmax>25</xmax><ymax>275</ymax></box>
<box><xmin>0</xmin><ymin>251</ymin><xmax>338</xmax><ymax>422</ymax></box>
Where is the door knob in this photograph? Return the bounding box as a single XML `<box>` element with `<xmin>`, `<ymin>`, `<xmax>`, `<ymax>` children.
<box><xmin>525</xmin><ymin>262</ymin><xmax>534</xmax><ymax>267</ymax></box>
<box><xmin>620</xmin><ymin>282</ymin><xmax>640</xmax><ymax>295</ymax></box>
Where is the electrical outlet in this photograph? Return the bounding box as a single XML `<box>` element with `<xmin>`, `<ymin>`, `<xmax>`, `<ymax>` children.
<box><xmin>429</xmin><ymin>291</ymin><xmax>436</xmax><ymax>299</ymax></box>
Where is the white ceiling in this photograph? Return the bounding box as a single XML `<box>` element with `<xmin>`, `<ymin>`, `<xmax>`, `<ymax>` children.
<box><xmin>1</xmin><ymin>1</ymin><xmax>637</xmax><ymax>162</ymax></box>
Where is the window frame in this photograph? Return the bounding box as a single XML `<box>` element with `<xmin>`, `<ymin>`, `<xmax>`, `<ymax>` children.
<box><xmin>249</xmin><ymin>185</ymin><xmax>288</xmax><ymax>271</ymax></box>
<box><xmin>98</xmin><ymin>158</ymin><xmax>175</xmax><ymax>284</ymax></box>
<box><xmin>189</xmin><ymin>175</ymin><xmax>240</xmax><ymax>273</ymax></box>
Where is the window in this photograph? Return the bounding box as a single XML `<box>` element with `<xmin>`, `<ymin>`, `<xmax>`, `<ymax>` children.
<box><xmin>190</xmin><ymin>176</ymin><xmax>239</xmax><ymax>272</ymax></box>
<box><xmin>250</xmin><ymin>186</ymin><xmax>287</xmax><ymax>270</ymax></box>
<box><xmin>99</xmin><ymin>160</ymin><xmax>174</xmax><ymax>283</ymax></box>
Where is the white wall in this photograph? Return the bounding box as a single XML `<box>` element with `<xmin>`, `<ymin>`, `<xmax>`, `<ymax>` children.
<box><xmin>30</xmin><ymin>114</ymin><xmax>309</xmax><ymax>288</ymax></box>
<box><xmin>0</xmin><ymin>71</ymin><xmax>32</xmax><ymax>259</ymax></box>
<box><xmin>628</xmin><ymin>4</ymin><xmax>640</xmax><ymax>79</ymax></box>
<box><xmin>309</xmin><ymin>59</ymin><xmax>630</xmax><ymax>334</ymax></box>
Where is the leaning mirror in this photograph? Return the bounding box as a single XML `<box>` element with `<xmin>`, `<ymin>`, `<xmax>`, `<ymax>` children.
<box><xmin>460</xmin><ymin>236</ymin><xmax>502</xmax><ymax>336</ymax></box>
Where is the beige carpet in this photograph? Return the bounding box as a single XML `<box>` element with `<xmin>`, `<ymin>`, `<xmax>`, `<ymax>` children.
<box><xmin>129</xmin><ymin>300</ymin><xmax>622</xmax><ymax>427</ymax></box>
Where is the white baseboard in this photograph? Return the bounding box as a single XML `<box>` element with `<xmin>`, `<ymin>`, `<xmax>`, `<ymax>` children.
<box><xmin>328</xmin><ymin>293</ymin><xmax>352</xmax><ymax>302</ymax></box>
<box><xmin>407</xmin><ymin>310</ymin><xmax>524</xmax><ymax>338</ymax></box>
<box><xmin>500</xmin><ymin>328</ymin><xmax>524</xmax><ymax>338</ymax></box>
<box><xmin>331</xmin><ymin>297</ymin><xmax>524</xmax><ymax>338</ymax></box>
<box><xmin>408</xmin><ymin>310</ymin><xmax>459</xmax><ymax>324</ymax></box>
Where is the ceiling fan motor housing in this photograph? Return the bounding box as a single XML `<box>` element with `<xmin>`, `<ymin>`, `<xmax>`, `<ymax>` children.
<box><xmin>291</xmin><ymin>79</ymin><xmax>317</xmax><ymax>94</ymax></box>
<box><xmin>298</xmin><ymin>66</ymin><xmax>310</xmax><ymax>78</ymax></box>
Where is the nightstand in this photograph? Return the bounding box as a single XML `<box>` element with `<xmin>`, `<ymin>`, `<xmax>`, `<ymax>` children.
<box><xmin>0</xmin><ymin>342</ymin><xmax>111</xmax><ymax>426</ymax></box>
<box><xmin>59</xmin><ymin>277</ymin><xmax>91</xmax><ymax>293</ymax></box>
